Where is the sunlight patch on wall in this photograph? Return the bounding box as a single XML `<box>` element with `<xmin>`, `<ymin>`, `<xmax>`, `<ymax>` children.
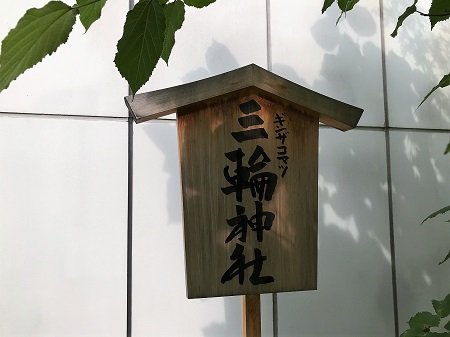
<box><xmin>404</xmin><ymin>135</ymin><xmax>420</xmax><ymax>162</ymax></box>
<box><xmin>323</xmin><ymin>203</ymin><xmax>359</xmax><ymax>242</ymax></box>
<box><xmin>422</xmin><ymin>271</ymin><xmax>432</xmax><ymax>287</ymax></box>
<box><xmin>364</xmin><ymin>198</ymin><xmax>373</xmax><ymax>209</ymax></box>
<box><xmin>368</xmin><ymin>230</ymin><xmax>392</xmax><ymax>264</ymax></box>
<box><xmin>430</xmin><ymin>158</ymin><xmax>444</xmax><ymax>184</ymax></box>
<box><xmin>318</xmin><ymin>175</ymin><xmax>337</xmax><ymax>199</ymax></box>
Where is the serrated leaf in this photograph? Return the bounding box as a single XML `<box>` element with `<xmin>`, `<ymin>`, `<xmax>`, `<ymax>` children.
<box><xmin>335</xmin><ymin>0</ymin><xmax>359</xmax><ymax>24</ymax></box>
<box><xmin>408</xmin><ymin>312</ymin><xmax>440</xmax><ymax>330</ymax></box>
<box><xmin>161</xmin><ymin>0</ymin><xmax>185</xmax><ymax>64</ymax></box>
<box><xmin>337</xmin><ymin>0</ymin><xmax>360</xmax><ymax>12</ymax></box>
<box><xmin>391</xmin><ymin>0</ymin><xmax>418</xmax><ymax>37</ymax></box>
<box><xmin>418</xmin><ymin>73</ymin><xmax>450</xmax><ymax>108</ymax></box>
<box><xmin>429</xmin><ymin>0</ymin><xmax>450</xmax><ymax>30</ymax></box>
<box><xmin>433</xmin><ymin>294</ymin><xmax>450</xmax><ymax>318</ymax></box>
<box><xmin>422</xmin><ymin>205</ymin><xmax>450</xmax><ymax>224</ymax></box>
<box><xmin>77</xmin><ymin>0</ymin><xmax>107</xmax><ymax>31</ymax></box>
<box><xmin>322</xmin><ymin>0</ymin><xmax>335</xmax><ymax>13</ymax></box>
<box><xmin>438</xmin><ymin>250</ymin><xmax>450</xmax><ymax>265</ymax></box>
<box><xmin>444</xmin><ymin>142</ymin><xmax>450</xmax><ymax>154</ymax></box>
<box><xmin>0</xmin><ymin>1</ymin><xmax>76</xmax><ymax>92</ymax></box>
<box><xmin>183</xmin><ymin>0</ymin><xmax>216</xmax><ymax>8</ymax></box>
<box><xmin>400</xmin><ymin>328</ymin><xmax>430</xmax><ymax>337</ymax></box>
<box><xmin>115</xmin><ymin>0</ymin><xmax>166</xmax><ymax>95</ymax></box>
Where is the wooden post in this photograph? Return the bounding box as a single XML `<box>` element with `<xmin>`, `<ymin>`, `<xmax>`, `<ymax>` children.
<box><xmin>242</xmin><ymin>294</ymin><xmax>261</xmax><ymax>337</ymax></box>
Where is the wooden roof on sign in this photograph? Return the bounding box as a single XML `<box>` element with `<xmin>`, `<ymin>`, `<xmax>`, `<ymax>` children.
<box><xmin>125</xmin><ymin>64</ymin><xmax>363</xmax><ymax>131</ymax></box>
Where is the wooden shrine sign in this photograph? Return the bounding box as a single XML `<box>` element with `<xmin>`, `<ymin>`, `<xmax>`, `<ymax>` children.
<box><xmin>125</xmin><ymin>64</ymin><xmax>363</xmax><ymax>299</ymax></box>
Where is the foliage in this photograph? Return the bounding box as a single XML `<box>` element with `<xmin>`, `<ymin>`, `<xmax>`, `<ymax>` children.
<box><xmin>401</xmin><ymin>210</ymin><xmax>450</xmax><ymax>336</ymax></box>
<box><xmin>114</xmin><ymin>0</ymin><xmax>166</xmax><ymax>95</ymax></box>
<box><xmin>0</xmin><ymin>0</ymin><xmax>215</xmax><ymax>95</ymax></box>
<box><xmin>397</xmin><ymin>211</ymin><xmax>450</xmax><ymax>335</ymax></box>
<box><xmin>0</xmin><ymin>1</ymin><xmax>77</xmax><ymax>92</ymax></box>
<box><xmin>399</xmin><ymin>295</ymin><xmax>450</xmax><ymax>336</ymax></box>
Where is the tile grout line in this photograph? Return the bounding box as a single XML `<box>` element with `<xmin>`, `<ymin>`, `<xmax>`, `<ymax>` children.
<box><xmin>0</xmin><ymin>111</ymin><xmax>129</xmax><ymax>121</ymax></box>
<box><xmin>379</xmin><ymin>0</ymin><xmax>400</xmax><ymax>335</ymax></box>
<box><xmin>126</xmin><ymin>1</ymin><xmax>134</xmax><ymax>337</ymax></box>
<box><xmin>266</xmin><ymin>0</ymin><xmax>272</xmax><ymax>73</ymax></box>
<box><xmin>266</xmin><ymin>1</ymin><xmax>278</xmax><ymax>337</ymax></box>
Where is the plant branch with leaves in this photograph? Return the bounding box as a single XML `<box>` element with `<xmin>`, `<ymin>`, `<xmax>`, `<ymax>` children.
<box><xmin>0</xmin><ymin>0</ymin><xmax>216</xmax><ymax>96</ymax></box>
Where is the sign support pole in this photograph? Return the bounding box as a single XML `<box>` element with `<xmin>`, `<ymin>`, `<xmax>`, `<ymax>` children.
<box><xmin>242</xmin><ymin>294</ymin><xmax>261</xmax><ymax>337</ymax></box>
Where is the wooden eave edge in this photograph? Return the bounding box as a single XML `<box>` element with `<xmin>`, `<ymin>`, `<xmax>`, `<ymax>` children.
<box><xmin>124</xmin><ymin>64</ymin><xmax>363</xmax><ymax>131</ymax></box>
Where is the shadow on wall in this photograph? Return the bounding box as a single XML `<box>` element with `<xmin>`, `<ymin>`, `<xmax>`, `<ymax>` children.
<box><xmin>142</xmin><ymin>41</ymin><xmax>240</xmax><ymax>225</ymax></box>
<box><xmin>201</xmin><ymin>296</ymin><xmax>242</xmax><ymax>337</ymax></box>
<box><xmin>384</xmin><ymin>0</ymin><xmax>450</xmax><ymax>126</ymax></box>
<box><xmin>181</xmin><ymin>40</ymin><xmax>240</xmax><ymax>83</ymax></box>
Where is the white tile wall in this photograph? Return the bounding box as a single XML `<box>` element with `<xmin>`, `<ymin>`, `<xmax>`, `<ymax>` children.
<box><xmin>0</xmin><ymin>1</ymin><xmax>129</xmax><ymax>116</ymax></box>
<box><xmin>384</xmin><ymin>0</ymin><xmax>450</xmax><ymax>129</ymax></box>
<box><xmin>0</xmin><ymin>116</ymin><xmax>128</xmax><ymax>337</ymax></box>
<box><xmin>132</xmin><ymin>120</ymin><xmax>275</xmax><ymax>336</ymax></box>
<box><xmin>278</xmin><ymin>129</ymin><xmax>395</xmax><ymax>337</ymax></box>
<box><xmin>390</xmin><ymin>131</ymin><xmax>450</xmax><ymax>332</ymax></box>
<box><xmin>270</xmin><ymin>0</ymin><xmax>385</xmax><ymax>127</ymax></box>
<box><xmin>138</xmin><ymin>0</ymin><xmax>267</xmax><ymax>94</ymax></box>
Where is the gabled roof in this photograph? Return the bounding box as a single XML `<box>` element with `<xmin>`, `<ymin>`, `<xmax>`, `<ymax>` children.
<box><xmin>124</xmin><ymin>64</ymin><xmax>363</xmax><ymax>131</ymax></box>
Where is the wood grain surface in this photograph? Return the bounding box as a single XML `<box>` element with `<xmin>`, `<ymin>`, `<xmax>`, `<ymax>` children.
<box><xmin>242</xmin><ymin>295</ymin><xmax>261</xmax><ymax>337</ymax></box>
<box><xmin>126</xmin><ymin>64</ymin><xmax>363</xmax><ymax>131</ymax></box>
<box><xmin>177</xmin><ymin>92</ymin><xmax>318</xmax><ymax>298</ymax></box>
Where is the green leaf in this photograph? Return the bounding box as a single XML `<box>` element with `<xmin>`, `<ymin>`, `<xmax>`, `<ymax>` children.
<box><xmin>322</xmin><ymin>0</ymin><xmax>335</xmax><ymax>13</ymax></box>
<box><xmin>335</xmin><ymin>0</ymin><xmax>359</xmax><ymax>24</ymax></box>
<box><xmin>391</xmin><ymin>0</ymin><xmax>418</xmax><ymax>37</ymax></box>
<box><xmin>418</xmin><ymin>73</ymin><xmax>450</xmax><ymax>108</ymax></box>
<box><xmin>438</xmin><ymin>250</ymin><xmax>450</xmax><ymax>265</ymax></box>
<box><xmin>444</xmin><ymin>142</ymin><xmax>450</xmax><ymax>154</ymax></box>
<box><xmin>433</xmin><ymin>294</ymin><xmax>450</xmax><ymax>318</ymax></box>
<box><xmin>400</xmin><ymin>328</ymin><xmax>441</xmax><ymax>337</ymax></box>
<box><xmin>161</xmin><ymin>0</ymin><xmax>185</xmax><ymax>64</ymax></box>
<box><xmin>407</xmin><ymin>312</ymin><xmax>440</xmax><ymax>330</ymax></box>
<box><xmin>429</xmin><ymin>0</ymin><xmax>450</xmax><ymax>30</ymax></box>
<box><xmin>337</xmin><ymin>0</ymin><xmax>360</xmax><ymax>12</ymax></box>
<box><xmin>422</xmin><ymin>205</ymin><xmax>450</xmax><ymax>224</ymax></box>
<box><xmin>400</xmin><ymin>328</ymin><xmax>424</xmax><ymax>337</ymax></box>
<box><xmin>77</xmin><ymin>0</ymin><xmax>107</xmax><ymax>32</ymax></box>
<box><xmin>115</xmin><ymin>0</ymin><xmax>166</xmax><ymax>95</ymax></box>
<box><xmin>0</xmin><ymin>1</ymin><xmax>77</xmax><ymax>92</ymax></box>
<box><xmin>444</xmin><ymin>317</ymin><xmax>450</xmax><ymax>331</ymax></box>
<box><xmin>183</xmin><ymin>0</ymin><xmax>216</xmax><ymax>8</ymax></box>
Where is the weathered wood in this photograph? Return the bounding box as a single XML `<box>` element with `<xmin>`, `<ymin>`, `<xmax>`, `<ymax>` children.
<box><xmin>178</xmin><ymin>93</ymin><xmax>318</xmax><ymax>298</ymax></box>
<box><xmin>125</xmin><ymin>64</ymin><xmax>363</xmax><ymax>131</ymax></box>
<box><xmin>242</xmin><ymin>295</ymin><xmax>261</xmax><ymax>337</ymax></box>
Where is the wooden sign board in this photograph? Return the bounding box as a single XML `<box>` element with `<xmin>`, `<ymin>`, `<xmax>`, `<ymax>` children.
<box><xmin>178</xmin><ymin>92</ymin><xmax>318</xmax><ymax>298</ymax></box>
<box><xmin>125</xmin><ymin>64</ymin><xmax>363</xmax><ymax>299</ymax></box>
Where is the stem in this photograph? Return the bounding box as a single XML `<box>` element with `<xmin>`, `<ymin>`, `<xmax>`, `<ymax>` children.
<box><xmin>416</xmin><ymin>10</ymin><xmax>450</xmax><ymax>17</ymax></box>
<box><xmin>72</xmin><ymin>0</ymin><xmax>103</xmax><ymax>10</ymax></box>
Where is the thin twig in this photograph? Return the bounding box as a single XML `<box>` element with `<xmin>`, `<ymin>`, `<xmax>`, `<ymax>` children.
<box><xmin>416</xmin><ymin>9</ymin><xmax>450</xmax><ymax>17</ymax></box>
